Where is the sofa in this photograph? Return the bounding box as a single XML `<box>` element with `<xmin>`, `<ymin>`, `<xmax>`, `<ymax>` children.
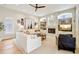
<box><xmin>58</xmin><ymin>34</ymin><xmax>76</xmax><ymax>53</ymax></box>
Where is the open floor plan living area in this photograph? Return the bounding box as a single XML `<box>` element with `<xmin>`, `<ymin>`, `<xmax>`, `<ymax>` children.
<box><xmin>0</xmin><ymin>4</ymin><xmax>79</xmax><ymax>54</ymax></box>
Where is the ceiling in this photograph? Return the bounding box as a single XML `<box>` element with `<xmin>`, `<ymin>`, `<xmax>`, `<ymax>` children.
<box><xmin>1</xmin><ymin>4</ymin><xmax>76</xmax><ymax>17</ymax></box>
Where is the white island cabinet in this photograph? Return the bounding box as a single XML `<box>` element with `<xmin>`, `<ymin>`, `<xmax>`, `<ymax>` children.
<box><xmin>15</xmin><ymin>32</ymin><xmax>41</xmax><ymax>53</ymax></box>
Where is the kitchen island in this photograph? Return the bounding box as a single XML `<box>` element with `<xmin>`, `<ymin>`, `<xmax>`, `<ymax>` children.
<box><xmin>15</xmin><ymin>31</ymin><xmax>41</xmax><ymax>53</ymax></box>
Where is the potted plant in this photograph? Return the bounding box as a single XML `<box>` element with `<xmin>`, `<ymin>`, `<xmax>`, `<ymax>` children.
<box><xmin>0</xmin><ymin>22</ymin><xmax>4</xmax><ymax>31</ymax></box>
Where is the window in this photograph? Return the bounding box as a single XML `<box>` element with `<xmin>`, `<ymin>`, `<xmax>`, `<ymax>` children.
<box><xmin>4</xmin><ymin>17</ymin><xmax>14</xmax><ymax>34</ymax></box>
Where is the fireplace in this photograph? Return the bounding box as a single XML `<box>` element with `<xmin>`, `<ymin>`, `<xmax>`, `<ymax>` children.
<box><xmin>48</xmin><ymin>28</ymin><xmax>55</xmax><ymax>34</ymax></box>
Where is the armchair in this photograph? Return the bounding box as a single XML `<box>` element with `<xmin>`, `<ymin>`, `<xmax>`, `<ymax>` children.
<box><xmin>58</xmin><ymin>34</ymin><xmax>76</xmax><ymax>53</ymax></box>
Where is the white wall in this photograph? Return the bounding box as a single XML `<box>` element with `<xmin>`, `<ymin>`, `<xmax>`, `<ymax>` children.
<box><xmin>75</xmin><ymin>5</ymin><xmax>79</xmax><ymax>52</ymax></box>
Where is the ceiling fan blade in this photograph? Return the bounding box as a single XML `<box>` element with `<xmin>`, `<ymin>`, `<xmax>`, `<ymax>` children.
<box><xmin>29</xmin><ymin>4</ymin><xmax>36</xmax><ymax>8</ymax></box>
<box><xmin>37</xmin><ymin>6</ymin><xmax>46</xmax><ymax>8</ymax></box>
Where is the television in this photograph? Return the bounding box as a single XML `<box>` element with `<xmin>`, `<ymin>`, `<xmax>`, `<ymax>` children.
<box><xmin>58</xmin><ymin>24</ymin><xmax>72</xmax><ymax>31</ymax></box>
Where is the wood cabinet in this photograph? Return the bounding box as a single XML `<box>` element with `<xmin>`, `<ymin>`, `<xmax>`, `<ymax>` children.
<box><xmin>40</xmin><ymin>33</ymin><xmax>46</xmax><ymax>40</ymax></box>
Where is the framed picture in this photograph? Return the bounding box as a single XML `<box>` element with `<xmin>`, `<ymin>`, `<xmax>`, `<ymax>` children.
<box><xmin>21</xmin><ymin>18</ymin><xmax>24</xmax><ymax>25</ymax></box>
<box><xmin>17</xmin><ymin>19</ymin><xmax>20</xmax><ymax>24</ymax></box>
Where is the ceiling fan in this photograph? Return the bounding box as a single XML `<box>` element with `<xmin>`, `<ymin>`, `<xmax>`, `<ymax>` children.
<box><xmin>29</xmin><ymin>4</ymin><xmax>46</xmax><ymax>12</ymax></box>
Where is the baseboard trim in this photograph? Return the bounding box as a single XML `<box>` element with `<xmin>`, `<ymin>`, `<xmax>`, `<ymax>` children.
<box><xmin>1</xmin><ymin>37</ymin><xmax>15</xmax><ymax>42</ymax></box>
<box><xmin>75</xmin><ymin>48</ymin><xmax>79</xmax><ymax>54</ymax></box>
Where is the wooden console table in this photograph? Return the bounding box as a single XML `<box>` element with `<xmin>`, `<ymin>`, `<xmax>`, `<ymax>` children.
<box><xmin>39</xmin><ymin>33</ymin><xmax>46</xmax><ymax>41</ymax></box>
<box><xmin>34</xmin><ymin>31</ymin><xmax>46</xmax><ymax>41</ymax></box>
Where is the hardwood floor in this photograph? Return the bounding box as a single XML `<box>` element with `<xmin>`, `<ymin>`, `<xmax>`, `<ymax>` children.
<box><xmin>0</xmin><ymin>39</ymin><xmax>22</xmax><ymax>54</ymax></box>
<box><xmin>0</xmin><ymin>37</ymin><xmax>74</xmax><ymax>54</ymax></box>
<box><xmin>30</xmin><ymin>36</ymin><xmax>73</xmax><ymax>54</ymax></box>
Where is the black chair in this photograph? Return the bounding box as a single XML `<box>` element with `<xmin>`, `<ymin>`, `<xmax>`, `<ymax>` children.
<box><xmin>58</xmin><ymin>34</ymin><xmax>76</xmax><ymax>53</ymax></box>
